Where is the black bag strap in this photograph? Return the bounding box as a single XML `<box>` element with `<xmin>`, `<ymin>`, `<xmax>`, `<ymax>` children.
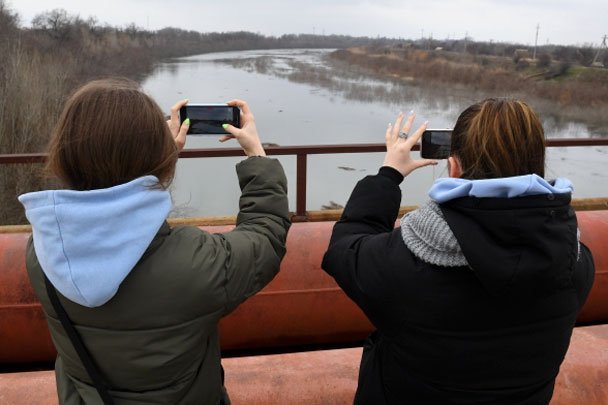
<box><xmin>44</xmin><ymin>276</ymin><xmax>115</xmax><ymax>405</ymax></box>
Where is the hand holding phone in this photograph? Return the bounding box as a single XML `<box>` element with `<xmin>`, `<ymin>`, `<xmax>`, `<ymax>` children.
<box><xmin>179</xmin><ymin>104</ymin><xmax>240</xmax><ymax>135</ymax></box>
<box><xmin>383</xmin><ymin>112</ymin><xmax>437</xmax><ymax>177</ymax></box>
<box><xmin>220</xmin><ymin>100</ymin><xmax>266</xmax><ymax>157</ymax></box>
<box><xmin>168</xmin><ymin>99</ymin><xmax>190</xmax><ymax>151</ymax></box>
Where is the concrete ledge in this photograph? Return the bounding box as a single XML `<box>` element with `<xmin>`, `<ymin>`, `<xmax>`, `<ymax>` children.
<box><xmin>551</xmin><ymin>324</ymin><xmax>608</xmax><ymax>405</ymax></box>
<box><xmin>0</xmin><ymin>325</ymin><xmax>606</xmax><ymax>404</ymax></box>
<box><xmin>0</xmin><ymin>370</ymin><xmax>57</xmax><ymax>405</ymax></box>
<box><xmin>224</xmin><ymin>348</ymin><xmax>360</xmax><ymax>404</ymax></box>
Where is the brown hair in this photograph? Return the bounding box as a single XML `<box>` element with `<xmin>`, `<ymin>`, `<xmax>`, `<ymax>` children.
<box><xmin>46</xmin><ymin>78</ymin><xmax>177</xmax><ymax>190</ymax></box>
<box><xmin>450</xmin><ymin>98</ymin><xmax>546</xmax><ymax>179</ymax></box>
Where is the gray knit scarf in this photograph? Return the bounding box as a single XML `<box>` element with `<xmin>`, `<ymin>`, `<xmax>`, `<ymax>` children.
<box><xmin>400</xmin><ymin>201</ymin><xmax>469</xmax><ymax>267</ymax></box>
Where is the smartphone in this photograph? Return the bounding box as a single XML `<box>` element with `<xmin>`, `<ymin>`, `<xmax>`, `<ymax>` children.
<box><xmin>421</xmin><ymin>129</ymin><xmax>452</xmax><ymax>159</ymax></box>
<box><xmin>179</xmin><ymin>104</ymin><xmax>240</xmax><ymax>135</ymax></box>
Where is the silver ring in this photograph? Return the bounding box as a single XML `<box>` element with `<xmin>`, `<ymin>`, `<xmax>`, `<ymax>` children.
<box><xmin>398</xmin><ymin>131</ymin><xmax>408</xmax><ymax>139</ymax></box>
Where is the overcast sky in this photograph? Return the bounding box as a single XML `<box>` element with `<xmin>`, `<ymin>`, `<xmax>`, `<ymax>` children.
<box><xmin>6</xmin><ymin>0</ymin><xmax>607</xmax><ymax>47</ymax></box>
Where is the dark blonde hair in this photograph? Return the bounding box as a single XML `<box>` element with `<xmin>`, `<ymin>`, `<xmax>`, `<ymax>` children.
<box><xmin>46</xmin><ymin>78</ymin><xmax>177</xmax><ymax>190</ymax></box>
<box><xmin>451</xmin><ymin>98</ymin><xmax>546</xmax><ymax>179</ymax></box>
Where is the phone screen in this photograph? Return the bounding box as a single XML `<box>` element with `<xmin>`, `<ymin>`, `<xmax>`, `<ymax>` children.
<box><xmin>421</xmin><ymin>129</ymin><xmax>452</xmax><ymax>159</ymax></box>
<box><xmin>179</xmin><ymin>105</ymin><xmax>240</xmax><ymax>135</ymax></box>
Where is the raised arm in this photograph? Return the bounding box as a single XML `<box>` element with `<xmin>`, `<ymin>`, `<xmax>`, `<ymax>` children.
<box><xmin>322</xmin><ymin>112</ymin><xmax>435</xmax><ymax>325</ymax></box>
<box><xmin>217</xmin><ymin>100</ymin><xmax>290</xmax><ymax>313</ymax></box>
<box><xmin>327</xmin><ymin>111</ymin><xmax>435</xmax><ymax>247</ymax></box>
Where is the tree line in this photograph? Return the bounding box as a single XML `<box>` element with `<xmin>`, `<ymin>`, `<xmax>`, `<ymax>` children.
<box><xmin>409</xmin><ymin>36</ymin><xmax>607</xmax><ymax>68</ymax></box>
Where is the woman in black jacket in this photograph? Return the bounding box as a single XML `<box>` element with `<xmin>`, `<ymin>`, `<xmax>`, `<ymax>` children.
<box><xmin>322</xmin><ymin>99</ymin><xmax>594</xmax><ymax>404</ymax></box>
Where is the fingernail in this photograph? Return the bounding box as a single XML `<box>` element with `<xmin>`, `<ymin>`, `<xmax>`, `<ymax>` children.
<box><xmin>399</xmin><ymin>111</ymin><xmax>404</xmax><ymax>116</ymax></box>
<box><xmin>185</xmin><ymin>98</ymin><xmax>189</xmax><ymax>103</ymax></box>
<box><xmin>184</xmin><ymin>118</ymin><xmax>190</xmax><ymax>125</ymax></box>
<box><xmin>409</xmin><ymin>110</ymin><xmax>414</xmax><ymax>115</ymax></box>
<box><xmin>222</xmin><ymin>123</ymin><xmax>228</xmax><ymax>129</ymax></box>
<box><xmin>424</xmin><ymin>120</ymin><xmax>429</xmax><ymax>125</ymax></box>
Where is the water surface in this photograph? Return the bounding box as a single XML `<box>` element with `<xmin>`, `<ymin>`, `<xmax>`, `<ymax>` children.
<box><xmin>142</xmin><ymin>49</ymin><xmax>607</xmax><ymax>216</ymax></box>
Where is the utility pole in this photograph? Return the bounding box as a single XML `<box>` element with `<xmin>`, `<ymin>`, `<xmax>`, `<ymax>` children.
<box><xmin>463</xmin><ymin>31</ymin><xmax>468</xmax><ymax>54</ymax></box>
<box><xmin>533</xmin><ymin>23</ymin><xmax>540</xmax><ymax>60</ymax></box>
<box><xmin>592</xmin><ymin>35</ymin><xmax>607</xmax><ymax>66</ymax></box>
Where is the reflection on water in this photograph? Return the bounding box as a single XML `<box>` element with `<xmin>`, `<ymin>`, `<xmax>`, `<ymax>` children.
<box><xmin>142</xmin><ymin>49</ymin><xmax>607</xmax><ymax>217</ymax></box>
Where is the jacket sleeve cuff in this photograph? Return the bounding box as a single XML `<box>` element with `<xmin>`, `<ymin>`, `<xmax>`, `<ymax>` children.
<box><xmin>378</xmin><ymin>166</ymin><xmax>404</xmax><ymax>185</ymax></box>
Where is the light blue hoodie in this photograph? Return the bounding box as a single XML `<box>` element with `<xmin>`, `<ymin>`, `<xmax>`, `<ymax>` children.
<box><xmin>18</xmin><ymin>176</ymin><xmax>171</xmax><ymax>308</ymax></box>
<box><xmin>429</xmin><ymin>174</ymin><xmax>573</xmax><ymax>202</ymax></box>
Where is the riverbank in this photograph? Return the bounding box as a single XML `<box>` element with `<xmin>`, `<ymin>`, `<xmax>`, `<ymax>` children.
<box><xmin>328</xmin><ymin>46</ymin><xmax>608</xmax><ymax>133</ymax></box>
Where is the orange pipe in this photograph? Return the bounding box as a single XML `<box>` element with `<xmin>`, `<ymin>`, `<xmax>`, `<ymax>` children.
<box><xmin>575</xmin><ymin>211</ymin><xmax>608</xmax><ymax>324</ymax></box>
<box><xmin>0</xmin><ymin>232</ymin><xmax>57</xmax><ymax>364</ymax></box>
<box><xmin>1</xmin><ymin>212</ymin><xmax>607</xmax><ymax>365</ymax></box>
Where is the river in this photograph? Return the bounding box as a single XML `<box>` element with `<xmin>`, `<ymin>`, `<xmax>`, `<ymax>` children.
<box><xmin>142</xmin><ymin>49</ymin><xmax>607</xmax><ymax>217</ymax></box>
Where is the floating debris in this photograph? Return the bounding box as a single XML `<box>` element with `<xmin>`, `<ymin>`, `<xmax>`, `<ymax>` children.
<box><xmin>322</xmin><ymin>201</ymin><xmax>344</xmax><ymax>210</ymax></box>
<box><xmin>337</xmin><ymin>166</ymin><xmax>356</xmax><ymax>171</ymax></box>
<box><xmin>262</xmin><ymin>142</ymin><xmax>280</xmax><ymax>147</ymax></box>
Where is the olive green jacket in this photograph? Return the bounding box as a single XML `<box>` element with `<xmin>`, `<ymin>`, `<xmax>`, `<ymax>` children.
<box><xmin>26</xmin><ymin>157</ymin><xmax>290</xmax><ymax>404</ymax></box>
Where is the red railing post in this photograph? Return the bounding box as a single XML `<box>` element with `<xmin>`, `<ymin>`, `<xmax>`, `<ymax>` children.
<box><xmin>294</xmin><ymin>153</ymin><xmax>308</xmax><ymax>221</ymax></box>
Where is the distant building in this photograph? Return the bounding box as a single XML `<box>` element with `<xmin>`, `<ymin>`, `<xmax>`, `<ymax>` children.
<box><xmin>513</xmin><ymin>49</ymin><xmax>530</xmax><ymax>61</ymax></box>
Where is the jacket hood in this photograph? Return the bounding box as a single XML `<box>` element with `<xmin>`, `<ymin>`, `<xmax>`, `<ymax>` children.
<box><xmin>429</xmin><ymin>174</ymin><xmax>573</xmax><ymax>203</ymax></box>
<box><xmin>18</xmin><ymin>176</ymin><xmax>171</xmax><ymax>307</ymax></box>
<box><xmin>431</xmin><ymin>175</ymin><xmax>579</xmax><ymax>298</ymax></box>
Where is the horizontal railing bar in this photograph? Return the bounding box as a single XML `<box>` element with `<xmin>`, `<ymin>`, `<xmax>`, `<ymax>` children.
<box><xmin>1</xmin><ymin>138</ymin><xmax>607</xmax><ymax>164</ymax></box>
<box><xmin>545</xmin><ymin>138</ymin><xmax>608</xmax><ymax>147</ymax></box>
<box><xmin>0</xmin><ymin>153</ymin><xmax>46</xmax><ymax>164</ymax></box>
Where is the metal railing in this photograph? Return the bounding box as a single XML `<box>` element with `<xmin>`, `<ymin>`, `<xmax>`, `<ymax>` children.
<box><xmin>2</xmin><ymin>138</ymin><xmax>608</xmax><ymax>220</ymax></box>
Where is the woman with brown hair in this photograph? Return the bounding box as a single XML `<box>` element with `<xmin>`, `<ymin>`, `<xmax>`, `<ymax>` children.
<box><xmin>322</xmin><ymin>99</ymin><xmax>594</xmax><ymax>404</ymax></box>
<box><xmin>18</xmin><ymin>78</ymin><xmax>290</xmax><ymax>404</ymax></box>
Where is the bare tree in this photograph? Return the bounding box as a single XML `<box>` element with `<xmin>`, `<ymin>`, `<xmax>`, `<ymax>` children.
<box><xmin>0</xmin><ymin>0</ymin><xmax>18</xmax><ymax>31</ymax></box>
<box><xmin>31</xmin><ymin>9</ymin><xmax>78</xmax><ymax>41</ymax></box>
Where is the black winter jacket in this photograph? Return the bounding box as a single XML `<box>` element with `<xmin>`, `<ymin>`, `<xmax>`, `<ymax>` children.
<box><xmin>322</xmin><ymin>167</ymin><xmax>594</xmax><ymax>405</ymax></box>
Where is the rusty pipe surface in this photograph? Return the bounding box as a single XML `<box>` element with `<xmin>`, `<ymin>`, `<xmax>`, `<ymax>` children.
<box><xmin>575</xmin><ymin>210</ymin><xmax>608</xmax><ymax>324</ymax></box>
<box><xmin>0</xmin><ymin>325</ymin><xmax>607</xmax><ymax>404</ymax></box>
<box><xmin>1</xmin><ymin>212</ymin><xmax>607</xmax><ymax>365</ymax></box>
